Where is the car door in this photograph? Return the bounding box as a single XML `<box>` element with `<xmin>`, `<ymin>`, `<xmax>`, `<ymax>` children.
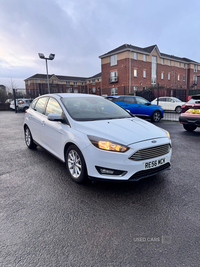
<box><xmin>135</xmin><ymin>96</ymin><xmax>151</xmax><ymax>116</ymax></box>
<box><xmin>40</xmin><ymin>97</ymin><xmax>67</xmax><ymax>159</ymax></box>
<box><xmin>27</xmin><ymin>97</ymin><xmax>49</xmax><ymax>144</ymax></box>
<box><xmin>115</xmin><ymin>96</ymin><xmax>137</xmax><ymax>113</ymax></box>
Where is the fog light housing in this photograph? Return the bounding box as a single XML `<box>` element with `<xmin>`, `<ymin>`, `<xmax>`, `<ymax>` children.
<box><xmin>96</xmin><ymin>166</ymin><xmax>127</xmax><ymax>176</ymax></box>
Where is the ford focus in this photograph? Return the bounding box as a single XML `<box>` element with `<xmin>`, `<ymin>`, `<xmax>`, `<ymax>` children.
<box><xmin>23</xmin><ymin>93</ymin><xmax>172</xmax><ymax>183</ymax></box>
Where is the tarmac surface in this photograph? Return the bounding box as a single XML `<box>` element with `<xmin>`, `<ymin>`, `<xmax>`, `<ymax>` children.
<box><xmin>0</xmin><ymin>111</ymin><xmax>200</xmax><ymax>267</ymax></box>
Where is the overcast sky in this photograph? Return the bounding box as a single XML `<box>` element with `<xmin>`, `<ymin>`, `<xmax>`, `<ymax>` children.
<box><xmin>1</xmin><ymin>0</ymin><xmax>200</xmax><ymax>89</ymax></box>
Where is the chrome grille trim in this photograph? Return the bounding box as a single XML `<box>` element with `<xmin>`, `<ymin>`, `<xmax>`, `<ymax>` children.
<box><xmin>129</xmin><ymin>144</ymin><xmax>171</xmax><ymax>161</ymax></box>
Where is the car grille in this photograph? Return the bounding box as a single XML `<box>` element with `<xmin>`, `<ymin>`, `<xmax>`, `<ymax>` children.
<box><xmin>129</xmin><ymin>144</ymin><xmax>171</xmax><ymax>161</ymax></box>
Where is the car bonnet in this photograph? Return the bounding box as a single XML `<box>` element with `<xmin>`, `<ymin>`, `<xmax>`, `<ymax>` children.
<box><xmin>73</xmin><ymin>117</ymin><xmax>168</xmax><ymax>145</ymax></box>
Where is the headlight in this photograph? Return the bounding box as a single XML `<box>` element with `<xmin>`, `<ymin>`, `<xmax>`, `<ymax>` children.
<box><xmin>88</xmin><ymin>135</ymin><xmax>130</xmax><ymax>152</ymax></box>
<box><xmin>161</xmin><ymin>129</ymin><xmax>170</xmax><ymax>139</ymax></box>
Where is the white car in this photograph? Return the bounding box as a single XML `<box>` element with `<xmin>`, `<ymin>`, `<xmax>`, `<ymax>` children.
<box><xmin>24</xmin><ymin>93</ymin><xmax>172</xmax><ymax>183</ymax></box>
<box><xmin>151</xmin><ymin>97</ymin><xmax>185</xmax><ymax>113</ymax></box>
<box><xmin>18</xmin><ymin>99</ymin><xmax>34</xmax><ymax>111</ymax></box>
<box><xmin>10</xmin><ymin>99</ymin><xmax>23</xmax><ymax>110</ymax></box>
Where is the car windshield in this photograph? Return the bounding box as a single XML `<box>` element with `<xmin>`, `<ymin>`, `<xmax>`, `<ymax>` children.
<box><xmin>61</xmin><ymin>96</ymin><xmax>132</xmax><ymax>121</ymax></box>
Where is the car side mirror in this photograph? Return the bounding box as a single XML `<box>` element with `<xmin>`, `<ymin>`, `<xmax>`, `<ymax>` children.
<box><xmin>48</xmin><ymin>113</ymin><xmax>63</xmax><ymax>122</ymax></box>
<box><xmin>145</xmin><ymin>102</ymin><xmax>151</xmax><ymax>106</ymax></box>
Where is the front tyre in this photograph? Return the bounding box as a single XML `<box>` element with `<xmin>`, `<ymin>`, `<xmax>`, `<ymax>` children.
<box><xmin>183</xmin><ymin>124</ymin><xmax>197</xmax><ymax>132</ymax></box>
<box><xmin>151</xmin><ymin>111</ymin><xmax>162</xmax><ymax>122</ymax></box>
<box><xmin>66</xmin><ymin>145</ymin><xmax>87</xmax><ymax>183</ymax></box>
<box><xmin>24</xmin><ymin>126</ymin><xmax>37</xmax><ymax>149</ymax></box>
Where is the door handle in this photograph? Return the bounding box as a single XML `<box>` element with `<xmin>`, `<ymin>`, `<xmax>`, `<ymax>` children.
<box><xmin>41</xmin><ymin>121</ymin><xmax>46</xmax><ymax>126</ymax></box>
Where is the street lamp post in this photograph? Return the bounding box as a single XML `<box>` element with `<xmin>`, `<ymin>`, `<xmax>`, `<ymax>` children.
<box><xmin>38</xmin><ymin>53</ymin><xmax>55</xmax><ymax>94</ymax></box>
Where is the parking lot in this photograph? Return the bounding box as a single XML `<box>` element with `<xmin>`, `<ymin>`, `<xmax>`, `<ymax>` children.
<box><xmin>0</xmin><ymin>111</ymin><xmax>200</xmax><ymax>267</ymax></box>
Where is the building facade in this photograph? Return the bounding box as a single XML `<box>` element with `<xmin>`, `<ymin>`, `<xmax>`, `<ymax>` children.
<box><xmin>24</xmin><ymin>73</ymin><xmax>102</xmax><ymax>98</ymax></box>
<box><xmin>99</xmin><ymin>44</ymin><xmax>200</xmax><ymax>97</ymax></box>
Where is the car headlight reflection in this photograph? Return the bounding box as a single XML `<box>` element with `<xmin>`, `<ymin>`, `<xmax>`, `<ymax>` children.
<box><xmin>88</xmin><ymin>135</ymin><xmax>129</xmax><ymax>152</ymax></box>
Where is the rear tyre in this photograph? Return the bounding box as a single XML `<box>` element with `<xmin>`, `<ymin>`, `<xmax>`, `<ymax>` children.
<box><xmin>175</xmin><ymin>106</ymin><xmax>182</xmax><ymax>114</ymax></box>
<box><xmin>65</xmin><ymin>145</ymin><xmax>87</xmax><ymax>184</ymax></box>
<box><xmin>24</xmin><ymin>126</ymin><xmax>37</xmax><ymax>149</ymax></box>
<box><xmin>183</xmin><ymin>124</ymin><xmax>197</xmax><ymax>132</ymax></box>
<box><xmin>151</xmin><ymin>111</ymin><xmax>162</xmax><ymax>122</ymax></box>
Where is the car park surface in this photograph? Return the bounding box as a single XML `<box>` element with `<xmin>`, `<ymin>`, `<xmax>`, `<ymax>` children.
<box><xmin>24</xmin><ymin>93</ymin><xmax>171</xmax><ymax>183</ymax></box>
<box><xmin>151</xmin><ymin>96</ymin><xmax>185</xmax><ymax>113</ymax></box>
<box><xmin>0</xmin><ymin>111</ymin><xmax>200</xmax><ymax>267</ymax></box>
<box><xmin>107</xmin><ymin>95</ymin><xmax>164</xmax><ymax>122</ymax></box>
<box><xmin>1</xmin><ymin>111</ymin><xmax>200</xmax><ymax>267</ymax></box>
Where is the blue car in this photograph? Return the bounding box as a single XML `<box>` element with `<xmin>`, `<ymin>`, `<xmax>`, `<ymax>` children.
<box><xmin>107</xmin><ymin>95</ymin><xmax>164</xmax><ymax>122</ymax></box>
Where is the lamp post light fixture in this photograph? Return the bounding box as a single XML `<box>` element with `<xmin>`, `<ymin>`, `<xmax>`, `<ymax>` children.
<box><xmin>38</xmin><ymin>53</ymin><xmax>55</xmax><ymax>94</ymax></box>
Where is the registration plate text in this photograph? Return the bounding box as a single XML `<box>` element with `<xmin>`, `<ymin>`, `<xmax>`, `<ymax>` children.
<box><xmin>144</xmin><ymin>158</ymin><xmax>166</xmax><ymax>170</ymax></box>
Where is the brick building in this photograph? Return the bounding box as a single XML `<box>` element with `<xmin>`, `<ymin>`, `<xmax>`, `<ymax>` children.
<box><xmin>25</xmin><ymin>44</ymin><xmax>200</xmax><ymax>100</ymax></box>
<box><xmin>24</xmin><ymin>73</ymin><xmax>101</xmax><ymax>98</ymax></box>
<box><xmin>99</xmin><ymin>44</ymin><xmax>200</xmax><ymax>97</ymax></box>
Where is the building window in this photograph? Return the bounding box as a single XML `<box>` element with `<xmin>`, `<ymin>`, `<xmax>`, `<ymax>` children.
<box><xmin>92</xmin><ymin>79</ymin><xmax>95</xmax><ymax>85</ymax></box>
<box><xmin>161</xmin><ymin>72</ymin><xmax>164</xmax><ymax>79</ymax></box>
<box><xmin>168</xmin><ymin>60</ymin><xmax>171</xmax><ymax>66</ymax></box>
<box><xmin>151</xmin><ymin>56</ymin><xmax>157</xmax><ymax>85</ymax></box>
<box><xmin>134</xmin><ymin>86</ymin><xmax>137</xmax><ymax>91</ymax></box>
<box><xmin>74</xmin><ymin>89</ymin><xmax>78</xmax><ymax>93</ymax></box>
<box><xmin>28</xmin><ymin>81</ymin><xmax>30</xmax><ymax>86</ymax></box>
<box><xmin>134</xmin><ymin>69</ymin><xmax>137</xmax><ymax>77</ymax></box>
<box><xmin>92</xmin><ymin>87</ymin><xmax>96</xmax><ymax>93</ymax></box>
<box><xmin>67</xmin><ymin>81</ymin><xmax>70</xmax><ymax>86</ymax></box>
<box><xmin>37</xmin><ymin>80</ymin><xmax>40</xmax><ymax>83</ymax></box>
<box><xmin>110</xmin><ymin>54</ymin><xmax>117</xmax><ymax>66</ymax></box>
<box><xmin>162</xmin><ymin>59</ymin><xmax>164</xmax><ymax>65</ymax></box>
<box><xmin>143</xmin><ymin>70</ymin><xmax>146</xmax><ymax>78</ymax></box>
<box><xmin>178</xmin><ymin>74</ymin><xmax>180</xmax><ymax>81</ymax></box>
<box><xmin>110</xmin><ymin>71</ymin><xmax>118</xmax><ymax>82</ymax></box>
<box><xmin>134</xmin><ymin>53</ymin><xmax>137</xmax><ymax>60</ymax></box>
<box><xmin>184</xmin><ymin>64</ymin><xmax>186</xmax><ymax>69</ymax></box>
<box><xmin>74</xmin><ymin>82</ymin><xmax>77</xmax><ymax>86</ymax></box>
<box><xmin>143</xmin><ymin>55</ymin><xmax>146</xmax><ymax>61</ymax></box>
<box><xmin>194</xmin><ymin>64</ymin><xmax>198</xmax><ymax>72</ymax></box>
<box><xmin>53</xmin><ymin>80</ymin><xmax>57</xmax><ymax>84</ymax></box>
<box><xmin>193</xmin><ymin>76</ymin><xmax>197</xmax><ymax>84</ymax></box>
<box><xmin>178</xmin><ymin>62</ymin><xmax>180</xmax><ymax>68</ymax></box>
<box><xmin>111</xmin><ymin>87</ymin><xmax>118</xmax><ymax>95</ymax></box>
<box><xmin>168</xmin><ymin>73</ymin><xmax>170</xmax><ymax>80</ymax></box>
<box><xmin>183</xmin><ymin>76</ymin><xmax>185</xmax><ymax>81</ymax></box>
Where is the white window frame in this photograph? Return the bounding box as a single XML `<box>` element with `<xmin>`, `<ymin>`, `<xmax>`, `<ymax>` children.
<box><xmin>168</xmin><ymin>73</ymin><xmax>170</xmax><ymax>80</ymax></box>
<box><xmin>110</xmin><ymin>54</ymin><xmax>117</xmax><ymax>66</ymax></box>
<box><xmin>168</xmin><ymin>60</ymin><xmax>171</xmax><ymax>66</ymax></box>
<box><xmin>92</xmin><ymin>87</ymin><xmax>96</xmax><ymax>93</ymax></box>
<box><xmin>183</xmin><ymin>76</ymin><xmax>185</xmax><ymax>81</ymax></box>
<box><xmin>178</xmin><ymin>74</ymin><xmax>180</xmax><ymax>81</ymax></box>
<box><xmin>143</xmin><ymin>70</ymin><xmax>146</xmax><ymax>78</ymax></box>
<box><xmin>134</xmin><ymin>53</ymin><xmax>137</xmax><ymax>60</ymax></box>
<box><xmin>134</xmin><ymin>69</ymin><xmax>137</xmax><ymax>77</ymax></box>
<box><xmin>134</xmin><ymin>86</ymin><xmax>137</xmax><ymax>91</ymax></box>
<box><xmin>162</xmin><ymin>59</ymin><xmax>164</xmax><ymax>65</ymax></box>
<box><xmin>143</xmin><ymin>55</ymin><xmax>146</xmax><ymax>61</ymax></box>
<box><xmin>161</xmin><ymin>72</ymin><xmax>164</xmax><ymax>80</ymax></box>
<box><xmin>111</xmin><ymin>87</ymin><xmax>118</xmax><ymax>95</ymax></box>
<box><xmin>110</xmin><ymin>71</ymin><xmax>118</xmax><ymax>82</ymax></box>
<box><xmin>178</xmin><ymin>62</ymin><xmax>180</xmax><ymax>68</ymax></box>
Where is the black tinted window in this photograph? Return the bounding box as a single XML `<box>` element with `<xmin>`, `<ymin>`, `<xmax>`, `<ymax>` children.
<box><xmin>123</xmin><ymin>97</ymin><xmax>136</xmax><ymax>103</ymax></box>
<box><xmin>113</xmin><ymin>97</ymin><xmax>124</xmax><ymax>102</ymax></box>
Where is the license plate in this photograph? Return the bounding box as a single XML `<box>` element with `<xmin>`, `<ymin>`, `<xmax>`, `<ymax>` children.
<box><xmin>187</xmin><ymin>109</ymin><xmax>200</xmax><ymax>114</ymax></box>
<box><xmin>144</xmin><ymin>157</ymin><xmax>166</xmax><ymax>170</ymax></box>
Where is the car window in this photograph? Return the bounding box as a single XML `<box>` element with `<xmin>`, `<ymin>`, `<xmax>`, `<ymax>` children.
<box><xmin>159</xmin><ymin>97</ymin><xmax>166</xmax><ymax>102</ymax></box>
<box><xmin>45</xmin><ymin>97</ymin><xmax>63</xmax><ymax>116</ymax></box>
<box><xmin>123</xmin><ymin>97</ymin><xmax>136</xmax><ymax>103</ymax></box>
<box><xmin>113</xmin><ymin>96</ymin><xmax>124</xmax><ymax>102</ymax></box>
<box><xmin>34</xmin><ymin>97</ymin><xmax>48</xmax><ymax>114</ymax></box>
<box><xmin>135</xmin><ymin>96</ymin><xmax>148</xmax><ymax>105</ymax></box>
